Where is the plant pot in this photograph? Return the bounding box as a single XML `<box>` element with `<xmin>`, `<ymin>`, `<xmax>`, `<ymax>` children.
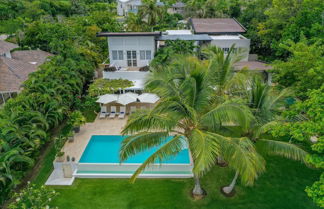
<box><xmin>56</xmin><ymin>155</ymin><xmax>65</xmax><ymax>162</ymax></box>
<box><xmin>74</xmin><ymin>126</ymin><xmax>80</xmax><ymax>133</ymax></box>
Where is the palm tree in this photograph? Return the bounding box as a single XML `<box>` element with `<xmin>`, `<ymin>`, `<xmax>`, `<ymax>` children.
<box><xmin>220</xmin><ymin>78</ymin><xmax>305</xmax><ymax>196</ymax></box>
<box><xmin>125</xmin><ymin>13</ymin><xmax>148</xmax><ymax>32</ymax></box>
<box><xmin>138</xmin><ymin>0</ymin><xmax>164</xmax><ymax>30</ymax></box>
<box><xmin>120</xmin><ymin>56</ymin><xmax>263</xmax><ymax>197</ymax></box>
<box><xmin>0</xmin><ymin>140</ymin><xmax>34</xmax><ymax>203</ymax></box>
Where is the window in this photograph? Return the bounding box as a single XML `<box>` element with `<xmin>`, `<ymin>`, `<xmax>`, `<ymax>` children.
<box><xmin>112</xmin><ymin>50</ymin><xmax>123</xmax><ymax>60</ymax></box>
<box><xmin>140</xmin><ymin>50</ymin><xmax>145</xmax><ymax>60</ymax></box>
<box><xmin>118</xmin><ymin>51</ymin><xmax>123</xmax><ymax>60</ymax></box>
<box><xmin>139</xmin><ymin>50</ymin><xmax>152</xmax><ymax>60</ymax></box>
<box><xmin>222</xmin><ymin>48</ymin><xmax>230</xmax><ymax>53</ymax></box>
<box><xmin>146</xmin><ymin>50</ymin><xmax>151</xmax><ymax>60</ymax></box>
<box><xmin>112</xmin><ymin>50</ymin><xmax>118</xmax><ymax>60</ymax></box>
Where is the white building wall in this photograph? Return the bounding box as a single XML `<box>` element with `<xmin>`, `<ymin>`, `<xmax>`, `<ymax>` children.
<box><xmin>210</xmin><ymin>36</ymin><xmax>250</xmax><ymax>61</ymax></box>
<box><xmin>117</xmin><ymin>0</ymin><xmax>141</xmax><ymax>16</ymax></box>
<box><xmin>108</xmin><ymin>36</ymin><xmax>156</xmax><ymax>68</ymax></box>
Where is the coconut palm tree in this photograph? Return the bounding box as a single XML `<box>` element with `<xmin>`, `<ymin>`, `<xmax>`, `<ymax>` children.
<box><xmin>120</xmin><ymin>56</ymin><xmax>264</xmax><ymax>197</ymax></box>
<box><xmin>220</xmin><ymin>78</ymin><xmax>305</xmax><ymax>196</ymax></box>
<box><xmin>138</xmin><ymin>0</ymin><xmax>164</xmax><ymax>29</ymax></box>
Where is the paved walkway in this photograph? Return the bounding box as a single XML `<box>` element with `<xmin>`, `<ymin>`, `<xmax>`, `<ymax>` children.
<box><xmin>45</xmin><ymin>115</ymin><xmax>127</xmax><ymax>185</ymax></box>
<box><xmin>63</xmin><ymin>116</ymin><xmax>128</xmax><ymax>162</ymax></box>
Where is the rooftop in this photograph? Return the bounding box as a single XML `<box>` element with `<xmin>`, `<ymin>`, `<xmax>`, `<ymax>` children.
<box><xmin>12</xmin><ymin>50</ymin><xmax>53</xmax><ymax>66</ymax></box>
<box><xmin>97</xmin><ymin>32</ymin><xmax>161</xmax><ymax>37</ymax></box>
<box><xmin>0</xmin><ymin>50</ymin><xmax>52</xmax><ymax>92</ymax></box>
<box><xmin>158</xmin><ymin>34</ymin><xmax>212</xmax><ymax>41</ymax></box>
<box><xmin>234</xmin><ymin>61</ymin><xmax>272</xmax><ymax>71</ymax></box>
<box><xmin>210</xmin><ymin>35</ymin><xmax>244</xmax><ymax>40</ymax></box>
<box><xmin>190</xmin><ymin>18</ymin><xmax>246</xmax><ymax>34</ymax></box>
<box><xmin>165</xmin><ymin>30</ymin><xmax>192</xmax><ymax>35</ymax></box>
<box><xmin>0</xmin><ymin>40</ymin><xmax>18</xmax><ymax>54</ymax></box>
<box><xmin>0</xmin><ymin>57</ymin><xmax>36</xmax><ymax>92</ymax></box>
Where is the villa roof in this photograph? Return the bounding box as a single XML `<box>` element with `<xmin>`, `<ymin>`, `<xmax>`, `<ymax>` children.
<box><xmin>0</xmin><ymin>40</ymin><xmax>18</xmax><ymax>54</ymax></box>
<box><xmin>190</xmin><ymin>18</ymin><xmax>246</xmax><ymax>34</ymax></box>
<box><xmin>158</xmin><ymin>34</ymin><xmax>212</xmax><ymax>41</ymax></box>
<box><xmin>234</xmin><ymin>61</ymin><xmax>272</xmax><ymax>72</ymax></box>
<box><xmin>0</xmin><ymin>57</ymin><xmax>37</xmax><ymax>92</ymax></box>
<box><xmin>97</xmin><ymin>32</ymin><xmax>162</xmax><ymax>37</ymax></box>
<box><xmin>11</xmin><ymin>50</ymin><xmax>53</xmax><ymax>66</ymax></box>
<box><xmin>0</xmin><ymin>50</ymin><xmax>52</xmax><ymax>92</ymax></box>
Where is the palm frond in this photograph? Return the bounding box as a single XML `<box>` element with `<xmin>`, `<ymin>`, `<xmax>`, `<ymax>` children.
<box><xmin>129</xmin><ymin>135</ymin><xmax>184</xmax><ymax>182</ymax></box>
<box><xmin>188</xmin><ymin>129</ymin><xmax>221</xmax><ymax>176</ymax></box>
<box><xmin>120</xmin><ymin>131</ymin><xmax>170</xmax><ymax>162</ymax></box>
<box><xmin>256</xmin><ymin>139</ymin><xmax>307</xmax><ymax>162</ymax></box>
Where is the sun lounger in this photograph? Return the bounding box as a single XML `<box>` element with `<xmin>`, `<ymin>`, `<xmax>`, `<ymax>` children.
<box><xmin>109</xmin><ymin>106</ymin><xmax>117</xmax><ymax>118</ymax></box>
<box><xmin>118</xmin><ymin>106</ymin><xmax>126</xmax><ymax>119</ymax></box>
<box><xmin>130</xmin><ymin>106</ymin><xmax>136</xmax><ymax>114</ymax></box>
<box><xmin>99</xmin><ymin>106</ymin><xmax>107</xmax><ymax>119</ymax></box>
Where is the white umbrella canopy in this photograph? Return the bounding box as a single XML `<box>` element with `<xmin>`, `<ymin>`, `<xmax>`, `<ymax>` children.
<box><xmin>138</xmin><ymin>93</ymin><xmax>160</xmax><ymax>104</ymax></box>
<box><xmin>96</xmin><ymin>94</ymin><xmax>118</xmax><ymax>104</ymax></box>
<box><xmin>117</xmin><ymin>92</ymin><xmax>138</xmax><ymax>105</ymax></box>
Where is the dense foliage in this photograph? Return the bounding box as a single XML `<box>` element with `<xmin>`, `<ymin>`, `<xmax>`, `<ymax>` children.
<box><xmin>0</xmin><ymin>0</ymin><xmax>121</xmax><ymax>204</ymax></box>
<box><xmin>88</xmin><ymin>79</ymin><xmax>134</xmax><ymax>97</ymax></box>
<box><xmin>8</xmin><ymin>182</ymin><xmax>58</xmax><ymax>209</ymax></box>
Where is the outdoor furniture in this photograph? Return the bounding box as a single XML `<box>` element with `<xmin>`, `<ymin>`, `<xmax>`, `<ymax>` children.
<box><xmin>130</xmin><ymin>106</ymin><xmax>136</xmax><ymax>114</ymax></box>
<box><xmin>118</xmin><ymin>106</ymin><xmax>126</xmax><ymax>119</ymax></box>
<box><xmin>99</xmin><ymin>106</ymin><xmax>107</xmax><ymax>119</ymax></box>
<box><xmin>109</xmin><ymin>106</ymin><xmax>117</xmax><ymax>118</ymax></box>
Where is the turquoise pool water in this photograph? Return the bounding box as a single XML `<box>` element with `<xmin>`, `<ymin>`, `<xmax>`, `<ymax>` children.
<box><xmin>79</xmin><ymin>135</ymin><xmax>190</xmax><ymax>164</ymax></box>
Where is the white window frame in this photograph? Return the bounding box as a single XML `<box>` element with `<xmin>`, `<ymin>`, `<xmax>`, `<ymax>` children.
<box><xmin>139</xmin><ymin>50</ymin><xmax>152</xmax><ymax>60</ymax></box>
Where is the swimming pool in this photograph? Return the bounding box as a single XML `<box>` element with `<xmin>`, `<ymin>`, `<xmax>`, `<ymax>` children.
<box><xmin>75</xmin><ymin>135</ymin><xmax>193</xmax><ymax>178</ymax></box>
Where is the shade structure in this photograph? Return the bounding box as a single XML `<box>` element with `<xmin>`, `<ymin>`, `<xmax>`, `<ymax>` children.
<box><xmin>116</xmin><ymin>92</ymin><xmax>138</xmax><ymax>105</ymax></box>
<box><xmin>138</xmin><ymin>93</ymin><xmax>160</xmax><ymax>104</ymax></box>
<box><xmin>96</xmin><ymin>94</ymin><xmax>118</xmax><ymax>104</ymax></box>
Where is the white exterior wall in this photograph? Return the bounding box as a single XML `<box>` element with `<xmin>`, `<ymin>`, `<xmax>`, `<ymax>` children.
<box><xmin>117</xmin><ymin>0</ymin><xmax>141</xmax><ymax>16</ymax></box>
<box><xmin>108</xmin><ymin>36</ymin><xmax>156</xmax><ymax>68</ymax></box>
<box><xmin>211</xmin><ymin>37</ymin><xmax>250</xmax><ymax>61</ymax></box>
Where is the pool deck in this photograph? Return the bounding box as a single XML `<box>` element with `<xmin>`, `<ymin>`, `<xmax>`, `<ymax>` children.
<box><xmin>63</xmin><ymin>116</ymin><xmax>128</xmax><ymax>162</ymax></box>
<box><xmin>45</xmin><ymin>116</ymin><xmax>128</xmax><ymax>185</ymax></box>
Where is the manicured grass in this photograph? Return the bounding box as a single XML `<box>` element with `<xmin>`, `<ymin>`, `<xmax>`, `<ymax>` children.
<box><xmin>32</xmin><ymin>144</ymin><xmax>56</xmax><ymax>186</ymax></box>
<box><xmin>50</xmin><ymin>156</ymin><xmax>321</xmax><ymax>209</ymax></box>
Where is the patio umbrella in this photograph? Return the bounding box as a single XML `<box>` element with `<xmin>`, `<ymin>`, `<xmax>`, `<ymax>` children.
<box><xmin>138</xmin><ymin>93</ymin><xmax>160</xmax><ymax>104</ymax></box>
<box><xmin>117</xmin><ymin>92</ymin><xmax>138</xmax><ymax>105</ymax></box>
<box><xmin>96</xmin><ymin>94</ymin><xmax>118</xmax><ymax>104</ymax></box>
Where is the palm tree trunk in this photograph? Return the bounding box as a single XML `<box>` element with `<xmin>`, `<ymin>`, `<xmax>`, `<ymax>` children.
<box><xmin>192</xmin><ymin>176</ymin><xmax>204</xmax><ymax>196</ymax></box>
<box><xmin>222</xmin><ymin>171</ymin><xmax>239</xmax><ymax>194</ymax></box>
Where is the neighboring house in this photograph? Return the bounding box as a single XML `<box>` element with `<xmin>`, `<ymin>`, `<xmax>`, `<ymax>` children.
<box><xmin>97</xmin><ymin>32</ymin><xmax>161</xmax><ymax>69</ymax></box>
<box><xmin>117</xmin><ymin>0</ymin><xmax>164</xmax><ymax>16</ymax></box>
<box><xmin>117</xmin><ymin>0</ymin><xmax>142</xmax><ymax>16</ymax></box>
<box><xmin>167</xmin><ymin>2</ymin><xmax>186</xmax><ymax>15</ymax></box>
<box><xmin>190</xmin><ymin>18</ymin><xmax>250</xmax><ymax>61</ymax></box>
<box><xmin>0</xmin><ymin>41</ymin><xmax>52</xmax><ymax>105</ymax></box>
<box><xmin>0</xmin><ymin>40</ymin><xmax>18</xmax><ymax>58</ymax></box>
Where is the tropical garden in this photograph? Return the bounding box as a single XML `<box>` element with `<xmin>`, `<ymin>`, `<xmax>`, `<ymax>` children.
<box><xmin>0</xmin><ymin>0</ymin><xmax>323</xmax><ymax>208</ymax></box>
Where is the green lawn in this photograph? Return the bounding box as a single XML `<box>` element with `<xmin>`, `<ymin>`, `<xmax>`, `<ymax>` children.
<box><xmin>49</xmin><ymin>156</ymin><xmax>320</xmax><ymax>209</ymax></box>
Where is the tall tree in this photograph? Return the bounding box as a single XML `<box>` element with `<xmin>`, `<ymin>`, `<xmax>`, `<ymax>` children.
<box><xmin>120</xmin><ymin>56</ymin><xmax>264</xmax><ymax>198</ymax></box>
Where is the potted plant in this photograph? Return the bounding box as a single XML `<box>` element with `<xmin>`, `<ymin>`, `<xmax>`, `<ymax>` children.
<box><xmin>54</xmin><ymin>136</ymin><xmax>66</xmax><ymax>162</ymax></box>
<box><xmin>69</xmin><ymin>111</ymin><xmax>86</xmax><ymax>133</ymax></box>
<box><xmin>56</xmin><ymin>151</ymin><xmax>65</xmax><ymax>162</ymax></box>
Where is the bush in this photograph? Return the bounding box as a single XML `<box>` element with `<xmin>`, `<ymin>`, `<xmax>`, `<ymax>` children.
<box><xmin>8</xmin><ymin>183</ymin><xmax>58</xmax><ymax>209</ymax></box>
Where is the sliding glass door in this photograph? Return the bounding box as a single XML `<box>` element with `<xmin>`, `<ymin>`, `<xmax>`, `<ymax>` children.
<box><xmin>127</xmin><ymin>50</ymin><xmax>137</xmax><ymax>67</ymax></box>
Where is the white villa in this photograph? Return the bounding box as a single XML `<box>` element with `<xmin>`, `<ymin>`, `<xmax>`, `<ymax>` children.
<box><xmin>97</xmin><ymin>18</ymin><xmax>271</xmax><ymax>90</ymax></box>
<box><xmin>117</xmin><ymin>0</ymin><xmax>164</xmax><ymax>16</ymax></box>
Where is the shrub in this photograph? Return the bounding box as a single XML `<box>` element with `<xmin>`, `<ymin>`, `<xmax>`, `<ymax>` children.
<box><xmin>8</xmin><ymin>183</ymin><xmax>58</xmax><ymax>209</ymax></box>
